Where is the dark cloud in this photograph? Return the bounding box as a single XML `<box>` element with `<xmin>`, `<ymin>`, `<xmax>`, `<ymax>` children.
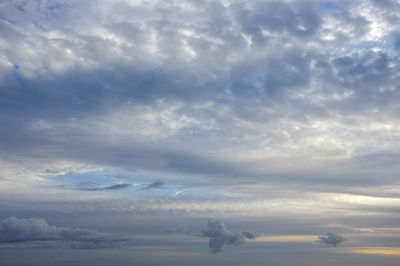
<box><xmin>143</xmin><ymin>180</ymin><xmax>165</xmax><ymax>190</ymax></box>
<box><xmin>101</xmin><ymin>184</ymin><xmax>131</xmax><ymax>190</ymax></box>
<box><xmin>78</xmin><ymin>183</ymin><xmax>131</xmax><ymax>191</ymax></box>
<box><xmin>317</xmin><ymin>232</ymin><xmax>347</xmax><ymax>247</ymax></box>
<box><xmin>202</xmin><ymin>220</ymin><xmax>255</xmax><ymax>254</ymax></box>
<box><xmin>0</xmin><ymin>216</ymin><xmax>126</xmax><ymax>248</ymax></box>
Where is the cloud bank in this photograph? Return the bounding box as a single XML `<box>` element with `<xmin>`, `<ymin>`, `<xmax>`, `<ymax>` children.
<box><xmin>0</xmin><ymin>216</ymin><xmax>125</xmax><ymax>248</ymax></box>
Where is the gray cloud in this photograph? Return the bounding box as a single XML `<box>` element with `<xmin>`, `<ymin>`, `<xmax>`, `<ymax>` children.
<box><xmin>0</xmin><ymin>1</ymin><xmax>399</xmax><ymax>189</ymax></box>
<box><xmin>0</xmin><ymin>216</ymin><xmax>126</xmax><ymax>248</ymax></box>
<box><xmin>234</xmin><ymin>1</ymin><xmax>321</xmax><ymax>41</ymax></box>
<box><xmin>78</xmin><ymin>183</ymin><xmax>131</xmax><ymax>191</ymax></box>
<box><xmin>317</xmin><ymin>232</ymin><xmax>347</xmax><ymax>247</ymax></box>
<box><xmin>202</xmin><ymin>220</ymin><xmax>255</xmax><ymax>254</ymax></box>
<box><xmin>143</xmin><ymin>180</ymin><xmax>165</xmax><ymax>190</ymax></box>
<box><xmin>392</xmin><ymin>31</ymin><xmax>400</xmax><ymax>51</ymax></box>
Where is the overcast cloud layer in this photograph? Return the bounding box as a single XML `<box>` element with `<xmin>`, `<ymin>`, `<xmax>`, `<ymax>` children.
<box><xmin>1</xmin><ymin>0</ymin><xmax>400</xmax><ymax>265</ymax></box>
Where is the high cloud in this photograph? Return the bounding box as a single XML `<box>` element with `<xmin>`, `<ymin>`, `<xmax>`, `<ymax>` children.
<box><xmin>0</xmin><ymin>0</ymin><xmax>399</xmax><ymax>193</ymax></box>
<box><xmin>202</xmin><ymin>220</ymin><xmax>255</xmax><ymax>254</ymax></box>
<box><xmin>318</xmin><ymin>232</ymin><xmax>347</xmax><ymax>247</ymax></box>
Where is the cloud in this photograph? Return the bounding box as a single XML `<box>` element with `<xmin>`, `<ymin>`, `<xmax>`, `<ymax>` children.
<box><xmin>392</xmin><ymin>31</ymin><xmax>400</xmax><ymax>51</ymax></box>
<box><xmin>78</xmin><ymin>183</ymin><xmax>131</xmax><ymax>191</ymax></box>
<box><xmin>143</xmin><ymin>180</ymin><xmax>165</xmax><ymax>190</ymax></box>
<box><xmin>0</xmin><ymin>1</ymin><xmax>400</xmax><ymax>256</ymax></box>
<box><xmin>317</xmin><ymin>232</ymin><xmax>347</xmax><ymax>247</ymax></box>
<box><xmin>173</xmin><ymin>190</ymin><xmax>184</xmax><ymax>197</ymax></box>
<box><xmin>101</xmin><ymin>183</ymin><xmax>131</xmax><ymax>190</ymax></box>
<box><xmin>202</xmin><ymin>219</ymin><xmax>255</xmax><ymax>254</ymax></box>
<box><xmin>0</xmin><ymin>0</ymin><xmax>399</xmax><ymax>193</ymax></box>
<box><xmin>0</xmin><ymin>216</ymin><xmax>126</xmax><ymax>248</ymax></box>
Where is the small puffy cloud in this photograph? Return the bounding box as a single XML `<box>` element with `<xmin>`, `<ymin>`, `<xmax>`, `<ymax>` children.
<box><xmin>202</xmin><ymin>219</ymin><xmax>256</xmax><ymax>254</ymax></box>
<box><xmin>317</xmin><ymin>232</ymin><xmax>347</xmax><ymax>247</ymax></box>
<box><xmin>0</xmin><ymin>216</ymin><xmax>125</xmax><ymax>248</ymax></box>
<box><xmin>143</xmin><ymin>180</ymin><xmax>165</xmax><ymax>190</ymax></box>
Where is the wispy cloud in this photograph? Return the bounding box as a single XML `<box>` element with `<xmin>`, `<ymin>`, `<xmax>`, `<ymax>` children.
<box><xmin>78</xmin><ymin>183</ymin><xmax>131</xmax><ymax>191</ymax></box>
<box><xmin>142</xmin><ymin>180</ymin><xmax>165</xmax><ymax>190</ymax></box>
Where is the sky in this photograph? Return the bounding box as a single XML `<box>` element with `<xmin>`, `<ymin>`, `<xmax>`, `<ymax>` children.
<box><xmin>0</xmin><ymin>0</ymin><xmax>400</xmax><ymax>265</ymax></box>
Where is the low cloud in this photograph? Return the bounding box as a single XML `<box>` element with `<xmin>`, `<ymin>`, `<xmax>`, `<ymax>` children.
<box><xmin>0</xmin><ymin>216</ymin><xmax>126</xmax><ymax>248</ymax></box>
<box><xmin>202</xmin><ymin>220</ymin><xmax>255</xmax><ymax>254</ymax></box>
<box><xmin>318</xmin><ymin>232</ymin><xmax>347</xmax><ymax>247</ymax></box>
<box><xmin>143</xmin><ymin>180</ymin><xmax>165</xmax><ymax>190</ymax></box>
